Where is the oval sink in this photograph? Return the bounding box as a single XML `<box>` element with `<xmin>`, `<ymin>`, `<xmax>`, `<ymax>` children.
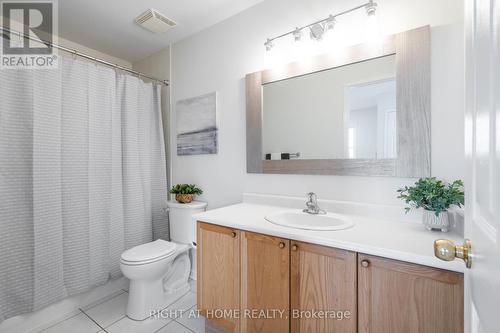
<box><xmin>265</xmin><ymin>210</ymin><xmax>354</xmax><ymax>231</ymax></box>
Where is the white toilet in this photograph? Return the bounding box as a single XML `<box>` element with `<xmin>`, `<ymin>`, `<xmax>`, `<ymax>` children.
<box><xmin>120</xmin><ymin>200</ymin><xmax>207</xmax><ymax>320</ymax></box>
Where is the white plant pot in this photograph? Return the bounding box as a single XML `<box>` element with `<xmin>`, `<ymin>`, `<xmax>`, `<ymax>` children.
<box><xmin>422</xmin><ymin>210</ymin><xmax>449</xmax><ymax>232</ymax></box>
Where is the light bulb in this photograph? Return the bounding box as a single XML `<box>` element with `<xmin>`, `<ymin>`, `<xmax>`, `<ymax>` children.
<box><xmin>365</xmin><ymin>0</ymin><xmax>377</xmax><ymax>16</ymax></box>
<box><xmin>264</xmin><ymin>38</ymin><xmax>274</xmax><ymax>51</ymax></box>
<box><xmin>324</xmin><ymin>17</ymin><xmax>346</xmax><ymax>50</ymax></box>
<box><xmin>364</xmin><ymin>1</ymin><xmax>380</xmax><ymax>42</ymax></box>
<box><xmin>325</xmin><ymin>15</ymin><xmax>336</xmax><ymax>31</ymax></box>
<box><xmin>293</xmin><ymin>28</ymin><xmax>302</xmax><ymax>42</ymax></box>
<box><xmin>264</xmin><ymin>43</ymin><xmax>277</xmax><ymax>68</ymax></box>
<box><xmin>309</xmin><ymin>23</ymin><xmax>325</xmax><ymax>41</ymax></box>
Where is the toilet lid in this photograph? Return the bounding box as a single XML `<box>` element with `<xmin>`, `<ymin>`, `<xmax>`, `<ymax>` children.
<box><xmin>121</xmin><ymin>239</ymin><xmax>177</xmax><ymax>263</ymax></box>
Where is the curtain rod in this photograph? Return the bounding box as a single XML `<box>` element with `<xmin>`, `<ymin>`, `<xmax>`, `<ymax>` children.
<box><xmin>0</xmin><ymin>27</ymin><xmax>170</xmax><ymax>86</ymax></box>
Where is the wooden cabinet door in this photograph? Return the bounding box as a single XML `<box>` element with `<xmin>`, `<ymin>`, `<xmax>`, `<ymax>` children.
<box><xmin>197</xmin><ymin>222</ymin><xmax>240</xmax><ymax>333</ymax></box>
<box><xmin>240</xmin><ymin>231</ymin><xmax>290</xmax><ymax>333</ymax></box>
<box><xmin>290</xmin><ymin>241</ymin><xmax>357</xmax><ymax>333</ymax></box>
<box><xmin>358</xmin><ymin>254</ymin><xmax>464</xmax><ymax>333</ymax></box>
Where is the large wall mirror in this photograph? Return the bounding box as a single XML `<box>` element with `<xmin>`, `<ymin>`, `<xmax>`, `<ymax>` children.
<box><xmin>246</xmin><ymin>26</ymin><xmax>430</xmax><ymax>177</ymax></box>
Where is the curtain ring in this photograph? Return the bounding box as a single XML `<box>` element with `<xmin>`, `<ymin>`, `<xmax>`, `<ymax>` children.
<box><xmin>72</xmin><ymin>50</ymin><xmax>77</xmax><ymax>60</ymax></box>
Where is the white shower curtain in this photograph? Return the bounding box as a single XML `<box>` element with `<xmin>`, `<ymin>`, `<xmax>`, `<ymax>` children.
<box><xmin>0</xmin><ymin>57</ymin><xmax>169</xmax><ymax>322</ymax></box>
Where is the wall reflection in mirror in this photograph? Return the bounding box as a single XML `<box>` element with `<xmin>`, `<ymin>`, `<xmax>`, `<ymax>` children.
<box><xmin>262</xmin><ymin>54</ymin><xmax>396</xmax><ymax>161</ymax></box>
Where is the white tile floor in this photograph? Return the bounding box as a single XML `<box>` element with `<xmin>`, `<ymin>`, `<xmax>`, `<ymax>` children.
<box><xmin>38</xmin><ymin>280</ymin><xmax>204</xmax><ymax>333</ymax></box>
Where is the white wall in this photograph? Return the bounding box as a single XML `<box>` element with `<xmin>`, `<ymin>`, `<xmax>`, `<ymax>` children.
<box><xmin>58</xmin><ymin>36</ymin><xmax>131</xmax><ymax>68</ymax></box>
<box><xmin>133</xmin><ymin>47</ymin><xmax>172</xmax><ymax>187</ymax></box>
<box><xmin>5</xmin><ymin>17</ymin><xmax>132</xmax><ymax>68</ymax></box>
<box><xmin>171</xmin><ymin>0</ymin><xmax>465</xmax><ymax>208</ymax></box>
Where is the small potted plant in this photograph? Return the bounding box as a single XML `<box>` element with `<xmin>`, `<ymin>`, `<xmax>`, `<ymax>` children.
<box><xmin>397</xmin><ymin>177</ymin><xmax>464</xmax><ymax>232</ymax></box>
<box><xmin>170</xmin><ymin>184</ymin><xmax>203</xmax><ymax>204</ymax></box>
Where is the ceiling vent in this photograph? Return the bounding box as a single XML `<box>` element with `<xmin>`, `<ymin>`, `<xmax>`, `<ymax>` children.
<box><xmin>135</xmin><ymin>9</ymin><xmax>177</xmax><ymax>33</ymax></box>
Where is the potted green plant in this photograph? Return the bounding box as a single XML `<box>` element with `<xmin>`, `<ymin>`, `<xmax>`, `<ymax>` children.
<box><xmin>397</xmin><ymin>177</ymin><xmax>464</xmax><ymax>232</ymax></box>
<box><xmin>170</xmin><ymin>184</ymin><xmax>203</xmax><ymax>204</ymax></box>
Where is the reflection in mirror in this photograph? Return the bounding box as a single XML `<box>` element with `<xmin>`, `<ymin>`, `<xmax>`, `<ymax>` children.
<box><xmin>262</xmin><ymin>54</ymin><xmax>396</xmax><ymax>160</ymax></box>
<box><xmin>346</xmin><ymin>78</ymin><xmax>396</xmax><ymax>159</ymax></box>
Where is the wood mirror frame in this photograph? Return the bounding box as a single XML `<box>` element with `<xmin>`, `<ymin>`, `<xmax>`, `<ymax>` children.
<box><xmin>246</xmin><ymin>25</ymin><xmax>430</xmax><ymax>177</ymax></box>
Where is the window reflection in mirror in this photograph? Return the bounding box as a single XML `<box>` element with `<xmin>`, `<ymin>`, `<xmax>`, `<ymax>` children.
<box><xmin>262</xmin><ymin>54</ymin><xmax>396</xmax><ymax>161</ymax></box>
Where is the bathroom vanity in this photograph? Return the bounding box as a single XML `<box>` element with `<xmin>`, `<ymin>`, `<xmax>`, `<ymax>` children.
<box><xmin>195</xmin><ymin>24</ymin><xmax>463</xmax><ymax>333</ymax></box>
<box><xmin>194</xmin><ymin>197</ymin><xmax>464</xmax><ymax>333</ymax></box>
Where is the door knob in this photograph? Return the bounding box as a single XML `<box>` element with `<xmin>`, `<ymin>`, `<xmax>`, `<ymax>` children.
<box><xmin>434</xmin><ymin>239</ymin><xmax>472</xmax><ymax>268</ymax></box>
<box><xmin>292</xmin><ymin>244</ymin><xmax>298</xmax><ymax>251</ymax></box>
<box><xmin>231</xmin><ymin>231</ymin><xmax>237</xmax><ymax>238</ymax></box>
<box><xmin>279</xmin><ymin>242</ymin><xmax>285</xmax><ymax>249</ymax></box>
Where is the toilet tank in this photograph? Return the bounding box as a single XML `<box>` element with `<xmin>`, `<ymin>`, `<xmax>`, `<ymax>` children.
<box><xmin>167</xmin><ymin>200</ymin><xmax>207</xmax><ymax>245</ymax></box>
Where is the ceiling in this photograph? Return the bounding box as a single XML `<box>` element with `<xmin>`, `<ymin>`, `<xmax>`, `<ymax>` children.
<box><xmin>58</xmin><ymin>0</ymin><xmax>263</xmax><ymax>62</ymax></box>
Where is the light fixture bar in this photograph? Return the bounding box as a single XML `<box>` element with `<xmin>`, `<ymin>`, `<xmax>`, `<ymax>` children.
<box><xmin>265</xmin><ymin>0</ymin><xmax>376</xmax><ymax>46</ymax></box>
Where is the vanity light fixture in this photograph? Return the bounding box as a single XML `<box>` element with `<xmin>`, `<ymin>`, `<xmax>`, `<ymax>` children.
<box><xmin>264</xmin><ymin>0</ymin><xmax>378</xmax><ymax>50</ymax></box>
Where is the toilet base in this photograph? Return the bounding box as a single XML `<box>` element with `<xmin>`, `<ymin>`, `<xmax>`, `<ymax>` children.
<box><xmin>125</xmin><ymin>249</ymin><xmax>191</xmax><ymax>321</ymax></box>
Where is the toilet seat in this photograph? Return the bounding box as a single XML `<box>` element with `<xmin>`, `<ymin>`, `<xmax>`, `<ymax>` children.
<box><xmin>121</xmin><ymin>239</ymin><xmax>177</xmax><ymax>265</ymax></box>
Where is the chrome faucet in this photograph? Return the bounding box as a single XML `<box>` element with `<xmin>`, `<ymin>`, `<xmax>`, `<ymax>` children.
<box><xmin>303</xmin><ymin>192</ymin><xmax>326</xmax><ymax>215</ymax></box>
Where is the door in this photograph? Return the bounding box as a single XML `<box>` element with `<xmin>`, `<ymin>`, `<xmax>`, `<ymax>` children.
<box><xmin>197</xmin><ymin>222</ymin><xmax>240</xmax><ymax>333</ymax></box>
<box><xmin>464</xmin><ymin>1</ymin><xmax>500</xmax><ymax>332</ymax></box>
<box><xmin>358</xmin><ymin>254</ymin><xmax>463</xmax><ymax>333</ymax></box>
<box><xmin>240</xmin><ymin>231</ymin><xmax>289</xmax><ymax>333</ymax></box>
<box><xmin>290</xmin><ymin>241</ymin><xmax>357</xmax><ymax>333</ymax></box>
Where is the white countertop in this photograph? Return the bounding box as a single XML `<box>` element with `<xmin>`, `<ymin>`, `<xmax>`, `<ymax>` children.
<box><xmin>193</xmin><ymin>202</ymin><xmax>465</xmax><ymax>273</ymax></box>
